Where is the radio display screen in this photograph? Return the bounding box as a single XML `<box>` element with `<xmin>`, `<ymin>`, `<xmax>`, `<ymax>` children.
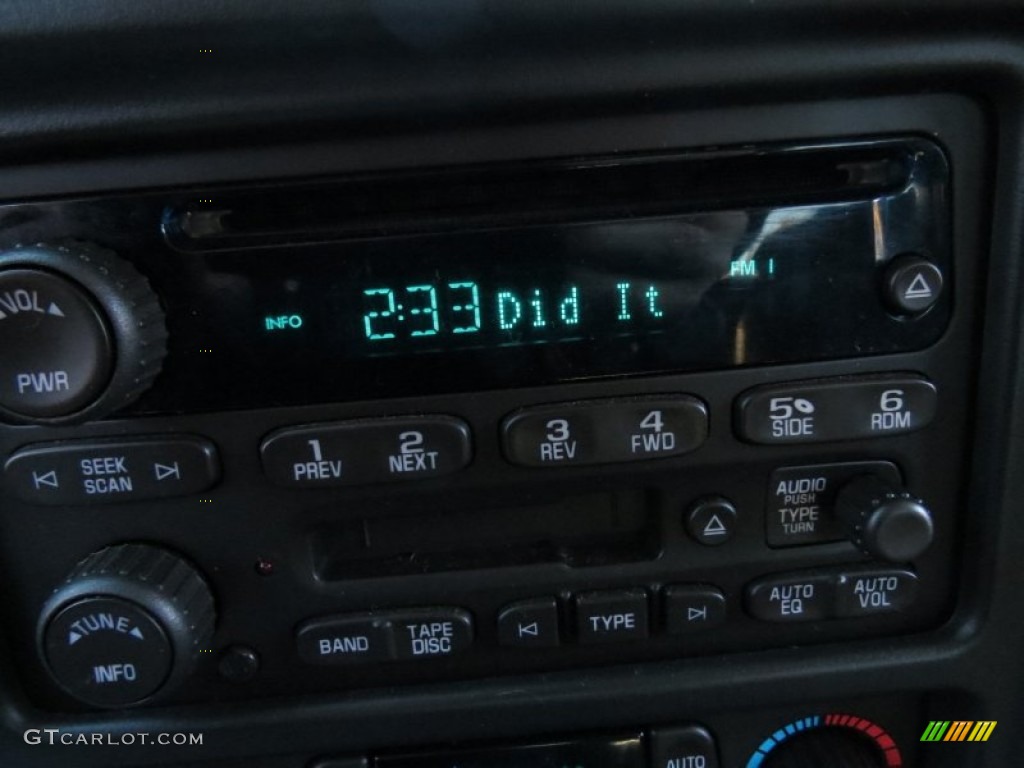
<box><xmin>281</xmin><ymin>212</ymin><xmax>786</xmax><ymax>358</ymax></box>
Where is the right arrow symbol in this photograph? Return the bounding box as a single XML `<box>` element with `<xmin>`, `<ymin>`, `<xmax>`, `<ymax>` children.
<box><xmin>687</xmin><ymin>606</ymin><xmax>708</xmax><ymax>622</ymax></box>
<box><xmin>154</xmin><ymin>462</ymin><xmax>181</xmax><ymax>481</ymax></box>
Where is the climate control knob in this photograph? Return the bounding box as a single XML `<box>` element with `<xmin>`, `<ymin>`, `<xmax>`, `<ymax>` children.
<box><xmin>835</xmin><ymin>475</ymin><xmax>934</xmax><ymax>563</ymax></box>
<box><xmin>759</xmin><ymin>727</ymin><xmax>889</xmax><ymax>767</ymax></box>
<box><xmin>0</xmin><ymin>243</ymin><xmax>166</xmax><ymax>424</ymax></box>
<box><xmin>38</xmin><ymin>544</ymin><xmax>215</xmax><ymax>708</ymax></box>
<box><xmin>747</xmin><ymin>714</ymin><xmax>903</xmax><ymax>768</ymax></box>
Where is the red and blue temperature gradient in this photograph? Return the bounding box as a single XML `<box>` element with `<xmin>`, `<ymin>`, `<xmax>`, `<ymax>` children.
<box><xmin>746</xmin><ymin>713</ymin><xmax>903</xmax><ymax>767</ymax></box>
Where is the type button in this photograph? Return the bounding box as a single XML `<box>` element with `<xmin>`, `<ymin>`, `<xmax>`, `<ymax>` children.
<box><xmin>575</xmin><ymin>589</ymin><xmax>649</xmax><ymax>644</ymax></box>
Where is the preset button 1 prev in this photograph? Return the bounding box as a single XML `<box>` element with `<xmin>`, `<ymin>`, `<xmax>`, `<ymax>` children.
<box><xmin>3</xmin><ymin>436</ymin><xmax>219</xmax><ymax>505</ymax></box>
<box><xmin>261</xmin><ymin>416</ymin><xmax>472</xmax><ymax>488</ymax></box>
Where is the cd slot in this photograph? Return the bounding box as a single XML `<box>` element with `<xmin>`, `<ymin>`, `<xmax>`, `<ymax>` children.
<box><xmin>310</xmin><ymin>490</ymin><xmax>659</xmax><ymax>581</ymax></box>
<box><xmin>163</xmin><ymin>141</ymin><xmax>912</xmax><ymax>252</ymax></box>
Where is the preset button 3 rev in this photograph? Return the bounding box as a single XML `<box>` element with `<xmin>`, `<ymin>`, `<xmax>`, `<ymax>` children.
<box><xmin>502</xmin><ymin>396</ymin><xmax>708</xmax><ymax>467</ymax></box>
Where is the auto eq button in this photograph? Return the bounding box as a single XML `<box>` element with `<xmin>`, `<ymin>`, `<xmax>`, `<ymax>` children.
<box><xmin>745</xmin><ymin>572</ymin><xmax>834</xmax><ymax>622</ymax></box>
<box><xmin>3</xmin><ymin>436</ymin><xmax>219</xmax><ymax>505</ymax></box>
<box><xmin>735</xmin><ymin>374</ymin><xmax>937</xmax><ymax>445</ymax></box>
<box><xmin>261</xmin><ymin>416</ymin><xmax>472</xmax><ymax>488</ymax></box>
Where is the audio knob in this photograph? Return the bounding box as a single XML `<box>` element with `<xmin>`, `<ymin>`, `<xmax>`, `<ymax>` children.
<box><xmin>0</xmin><ymin>242</ymin><xmax>166</xmax><ymax>424</ymax></box>
<box><xmin>38</xmin><ymin>543</ymin><xmax>215</xmax><ymax>708</ymax></box>
<box><xmin>835</xmin><ymin>475</ymin><xmax>934</xmax><ymax>563</ymax></box>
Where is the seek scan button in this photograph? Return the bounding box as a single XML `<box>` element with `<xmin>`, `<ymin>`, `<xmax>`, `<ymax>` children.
<box><xmin>3</xmin><ymin>436</ymin><xmax>219</xmax><ymax>506</ymax></box>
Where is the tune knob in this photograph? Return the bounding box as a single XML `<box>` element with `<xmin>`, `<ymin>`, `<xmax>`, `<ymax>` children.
<box><xmin>835</xmin><ymin>475</ymin><xmax>934</xmax><ymax>563</ymax></box>
<box><xmin>38</xmin><ymin>543</ymin><xmax>215</xmax><ymax>708</ymax></box>
<box><xmin>0</xmin><ymin>242</ymin><xmax>166</xmax><ymax>424</ymax></box>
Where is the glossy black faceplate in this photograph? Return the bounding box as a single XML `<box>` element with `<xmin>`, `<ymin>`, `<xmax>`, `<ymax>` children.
<box><xmin>0</xmin><ymin>139</ymin><xmax>950</xmax><ymax>414</ymax></box>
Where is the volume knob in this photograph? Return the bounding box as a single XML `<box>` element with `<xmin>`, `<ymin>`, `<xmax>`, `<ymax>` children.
<box><xmin>835</xmin><ymin>475</ymin><xmax>935</xmax><ymax>563</ymax></box>
<box><xmin>38</xmin><ymin>544</ymin><xmax>215</xmax><ymax>708</ymax></box>
<box><xmin>0</xmin><ymin>242</ymin><xmax>166</xmax><ymax>424</ymax></box>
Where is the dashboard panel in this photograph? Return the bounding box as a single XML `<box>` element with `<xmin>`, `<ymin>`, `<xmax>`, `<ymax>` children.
<box><xmin>0</xmin><ymin>3</ymin><xmax>1023</xmax><ymax>768</ymax></box>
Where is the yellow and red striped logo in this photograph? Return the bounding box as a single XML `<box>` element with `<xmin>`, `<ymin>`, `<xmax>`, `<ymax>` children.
<box><xmin>920</xmin><ymin>721</ymin><xmax>997</xmax><ymax>742</ymax></box>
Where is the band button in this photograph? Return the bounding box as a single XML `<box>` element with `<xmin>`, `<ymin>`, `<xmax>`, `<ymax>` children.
<box><xmin>295</xmin><ymin>615</ymin><xmax>395</xmax><ymax>665</ymax></box>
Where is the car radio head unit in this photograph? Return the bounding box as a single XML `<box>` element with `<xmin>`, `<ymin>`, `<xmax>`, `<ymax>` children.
<box><xmin>0</xmin><ymin>133</ymin><xmax>975</xmax><ymax>713</ymax></box>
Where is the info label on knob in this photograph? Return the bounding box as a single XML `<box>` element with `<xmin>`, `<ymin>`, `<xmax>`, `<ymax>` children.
<box><xmin>43</xmin><ymin>597</ymin><xmax>172</xmax><ymax>708</ymax></box>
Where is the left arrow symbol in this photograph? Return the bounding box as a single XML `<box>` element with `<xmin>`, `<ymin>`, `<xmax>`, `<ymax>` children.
<box><xmin>32</xmin><ymin>470</ymin><xmax>59</xmax><ymax>489</ymax></box>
